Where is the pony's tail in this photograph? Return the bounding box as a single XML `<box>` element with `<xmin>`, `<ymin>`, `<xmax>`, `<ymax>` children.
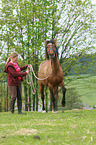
<box><xmin>6</xmin><ymin>57</ymin><xmax>11</xmax><ymax>66</ymax></box>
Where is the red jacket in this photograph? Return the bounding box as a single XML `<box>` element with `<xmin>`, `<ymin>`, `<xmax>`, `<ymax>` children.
<box><xmin>4</xmin><ymin>62</ymin><xmax>28</xmax><ymax>86</ymax></box>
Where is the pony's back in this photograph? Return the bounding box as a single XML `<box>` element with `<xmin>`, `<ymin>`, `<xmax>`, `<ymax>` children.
<box><xmin>38</xmin><ymin>60</ymin><xmax>51</xmax><ymax>80</ymax></box>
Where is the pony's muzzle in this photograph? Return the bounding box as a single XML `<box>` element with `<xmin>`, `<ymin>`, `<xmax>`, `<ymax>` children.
<box><xmin>49</xmin><ymin>53</ymin><xmax>55</xmax><ymax>59</ymax></box>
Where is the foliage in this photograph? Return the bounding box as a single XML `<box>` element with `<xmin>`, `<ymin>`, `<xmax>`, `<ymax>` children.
<box><xmin>0</xmin><ymin>0</ymin><xmax>59</xmax><ymax>63</ymax></box>
<box><xmin>0</xmin><ymin>110</ymin><xmax>96</xmax><ymax>144</ymax></box>
<box><xmin>57</xmin><ymin>0</ymin><xmax>96</xmax><ymax>62</ymax></box>
<box><xmin>64</xmin><ymin>88</ymin><xmax>83</xmax><ymax>110</ymax></box>
<box><xmin>68</xmin><ymin>53</ymin><xmax>96</xmax><ymax>75</ymax></box>
<box><xmin>62</xmin><ymin>52</ymin><xmax>96</xmax><ymax>76</ymax></box>
<box><xmin>0</xmin><ymin>0</ymin><xmax>95</xmax><ymax>64</ymax></box>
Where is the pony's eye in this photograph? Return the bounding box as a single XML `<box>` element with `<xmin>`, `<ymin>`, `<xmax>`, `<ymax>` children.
<box><xmin>47</xmin><ymin>45</ymin><xmax>52</xmax><ymax>51</ymax></box>
<box><xmin>52</xmin><ymin>44</ymin><xmax>56</xmax><ymax>51</ymax></box>
<box><xmin>47</xmin><ymin>46</ymin><xmax>50</xmax><ymax>51</ymax></box>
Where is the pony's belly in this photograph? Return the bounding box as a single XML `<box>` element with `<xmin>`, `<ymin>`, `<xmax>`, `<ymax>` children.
<box><xmin>38</xmin><ymin>79</ymin><xmax>48</xmax><ymax>86</ymax></box>
<box><xmin>48</xmin><ymin>75</ymin><xmax>63</xmax><ymax>86</ymax></box>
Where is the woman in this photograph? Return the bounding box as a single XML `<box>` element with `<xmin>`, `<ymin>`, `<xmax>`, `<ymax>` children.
<box><xmin>4</xmin><ymin>52</ymin><xmax>30</xmax><ymax>114</ymax></box>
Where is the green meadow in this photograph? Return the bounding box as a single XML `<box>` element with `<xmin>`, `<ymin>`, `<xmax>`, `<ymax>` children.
<box><xmin>0</xmin><ymin>110</ymin><xmax>96</xmax><ymax>145</ymax></box>
<box><xmin>65</xmin><ymin>74</ymin><xmax>96</xmax><ymax>107</ymax></box>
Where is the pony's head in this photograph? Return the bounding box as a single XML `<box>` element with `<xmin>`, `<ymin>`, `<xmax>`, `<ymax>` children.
<box><xmin>45</xmin><ymin>38</ymin><xmax>58</xmax><ymax>60</ymax></box>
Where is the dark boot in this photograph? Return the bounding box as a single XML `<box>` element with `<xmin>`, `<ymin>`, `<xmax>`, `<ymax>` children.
<box><xmin>10</xmin><ymin>100</ymin><xmax>15</xmax><ymax>114</ymax></box>
<box><xmin>17</xmin><ymin>100</ymin><xmax>26</xmax><ymax>115</ymax></box>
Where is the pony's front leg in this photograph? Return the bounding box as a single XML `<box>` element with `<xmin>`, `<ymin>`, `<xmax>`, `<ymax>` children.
<box><xmin>40</xmin><ymin>85</ymin><xmax>45</xmax><ymax>112</ymax></box>
<box><xmin>49</xmin><ymin>86</ymin><xmax>57</xmax><ymax>113</ymax></box>
<box><xmin>51</xmin><ymin>92</ymin><xmax>56</xmax><ymax>112</ymax></box>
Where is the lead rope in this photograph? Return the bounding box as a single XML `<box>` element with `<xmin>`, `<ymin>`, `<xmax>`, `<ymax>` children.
<box><xmin>26</xmin><ymin>66</ymin><xmax>36</xmax><ymax>94</ymax></box>
<box><xmin>26</xmin><ymin>64</ymin><xmax>52</xmax><ymax>94</ymax></box>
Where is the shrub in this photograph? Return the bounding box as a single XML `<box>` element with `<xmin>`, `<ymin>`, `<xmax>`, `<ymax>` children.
<box><xmin>65</xmin><ymin>87</ymin><xmax>83</xmax><ymax>110</ymax></box>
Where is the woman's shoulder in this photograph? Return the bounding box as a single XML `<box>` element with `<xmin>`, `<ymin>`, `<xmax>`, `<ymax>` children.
<box><xmin>7</xmin><ymin>62</ymin><xmax>14</xmax><ymax>67</ymax></box>
<box><xmin>4</xmin><ymin>62</ymin><xmax>13</xmax><ymax>69</ymax></box>
<box><xmin>4</xmin><ymin>62</ymin><xmax>15</xmax><ymax>73</ymax></box>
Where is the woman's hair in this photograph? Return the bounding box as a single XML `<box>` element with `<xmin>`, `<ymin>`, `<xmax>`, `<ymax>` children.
<box><xmin>6</xmin><ymin>52</ymin><xmax>18</xmax><ymax>66</ymax></box>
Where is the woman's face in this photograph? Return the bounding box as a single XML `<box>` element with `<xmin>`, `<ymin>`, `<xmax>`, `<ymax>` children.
<box><xmin>12</xmin><ymin>56</ymin><xmax>18</xmax><ymax>63</ymax></box>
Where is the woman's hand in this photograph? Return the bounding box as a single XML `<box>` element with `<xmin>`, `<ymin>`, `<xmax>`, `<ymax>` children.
<box><xmin>28</xmin><ymin>64</ymin><xmax>31</xmax><ymax>68</ymax></box>
<box><xmin>26</xmin><ymin>70</ymin><xmax>29</xmax><ymax>74</ymax></box>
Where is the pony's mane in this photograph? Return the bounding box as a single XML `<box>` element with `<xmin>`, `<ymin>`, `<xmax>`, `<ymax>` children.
<box><xmin>45</xmin><ymin>39</ymin><xmax>58</xmax><ymax>60</ymax></box>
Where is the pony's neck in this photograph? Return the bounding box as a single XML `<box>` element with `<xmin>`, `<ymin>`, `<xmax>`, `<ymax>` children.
<box><xmin>51</xmin><ymin>56</ymin><xmax>60</xmax><ymax>73</ymax></box>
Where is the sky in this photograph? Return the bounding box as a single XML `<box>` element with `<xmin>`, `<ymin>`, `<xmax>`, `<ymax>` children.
<box><xmin>91</xmin><ymin>0</ymin><xmax>96</xmax><ymax>4</ymax></box>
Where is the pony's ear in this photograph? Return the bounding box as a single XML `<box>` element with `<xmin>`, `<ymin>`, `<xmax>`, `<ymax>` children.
<box><xmin>45</xmin><ymin>40</ymin><xmax>49</xmax><ymax>60</ymax></box>
<box><xmin>54</xmin><ymin>38</ymin><xmax>58</xmax><ymax>56</ymax></box>
<box><xmin>44</xmin><ymin>40</ymin><xmax>47</xmax><ymax>45</ymax></box>
<box><xmin>54</xmin><ymin>38</ymin><xmax>57</xmax><ymax>46</ymax></box>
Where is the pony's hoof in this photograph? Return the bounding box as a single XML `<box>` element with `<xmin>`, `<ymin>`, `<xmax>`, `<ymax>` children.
<box><xmin>42</xmin><ymin>110</ymin><xmax>46</xmax><ymax>113</ymax></box>
<box><xmin>61</xmin><ymin>104</ymin><xmax>65</xmax><ymax>107</ymax></box>
<box><xmin>61</xmin><ymin>102</ymin><xmax>66</xmax><ymax>107</ymax></box>
<box><xmin>52</xmin><ymin>110</ymin><xmax>57</xmax><ymax>113</ymax></box>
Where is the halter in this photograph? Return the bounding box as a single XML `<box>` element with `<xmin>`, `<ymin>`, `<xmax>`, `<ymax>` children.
<box><xmin>47</xmin><ymin>47</ymin><xmax>57</xmax><ymax>53</ymax></box>
<box><xmin>46</xmin><ymin>43</ymin><xmax>58</xmax><ymax>53</ymax></box>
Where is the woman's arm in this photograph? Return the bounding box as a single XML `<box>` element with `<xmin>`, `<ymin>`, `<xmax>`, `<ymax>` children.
<box><xmin>8</xmin><ymin>66</ymin><xmax>27</xmax><ymax>77</ymax></box>
<box><xmin>20</xmin><ymin>65</ymin><xmax>28</xmax><ymax>71</ymax></box>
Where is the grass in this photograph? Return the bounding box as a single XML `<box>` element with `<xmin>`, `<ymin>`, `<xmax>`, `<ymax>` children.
<box><xmin>65</xmin><ymin>74</ymin><xmax>96</xmax><ymax>107</ymax></box>
<box><xmin>0</xmin><ymin>110</ymin><xmax>96</xmax><ymax>145</ymax></box>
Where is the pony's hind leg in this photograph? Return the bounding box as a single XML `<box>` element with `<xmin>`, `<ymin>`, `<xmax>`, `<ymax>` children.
<box><xmin>40</xmin><ymin>84</ymin><xmax>45</xmax><ymax>112</ymax></box>
<box><xmin>61</xmin><ymin>85</ymin><xmax>66</xmax><ymax>106</ymax></box>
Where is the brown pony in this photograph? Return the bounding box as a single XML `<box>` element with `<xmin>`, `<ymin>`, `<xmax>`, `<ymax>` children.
<box><xmin>38</xmin><ymin>39</ymin><xmax>66</xmax><ymax>112</ymax></box>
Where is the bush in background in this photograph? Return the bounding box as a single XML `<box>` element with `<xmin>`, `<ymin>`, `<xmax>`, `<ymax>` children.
<box><xmin>65</xmin><ymin>88</ymin><xmax>83</xmax><ymax>110</ymax></box>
